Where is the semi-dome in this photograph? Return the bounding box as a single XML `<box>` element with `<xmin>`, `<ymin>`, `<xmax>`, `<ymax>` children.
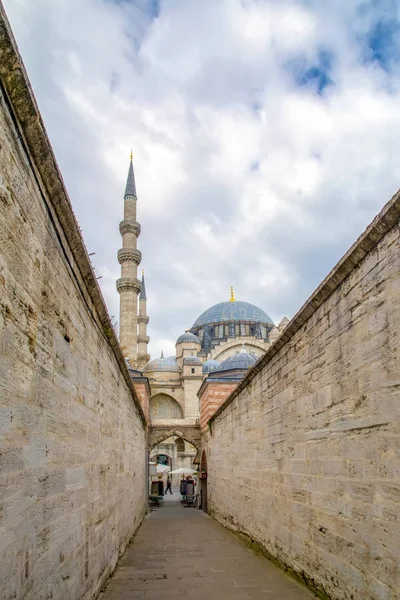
<box><xmin>183</xmin><ymin>355</ymin><xmax>202</xmax><ymax>364</ymax></box>
<box><xmin>143</xmin><ymin>355</ymin><xmax>180</xmax><ymax>372</ymax></box>
<box><xmin>202</xmin><ymin>359</ymin><xmax>220</xmax><ymax>373</ymax></box>
<box><xmin>192</xmin><ymin>300</ymin><xmax>273</xmax><ymax>328</ymax></box>
<box><xmin>217</xmin><ymin>350</ymin><xmax>258</xmax><ymax>372</ymax></box>
<box><xmin>176</xmin><ymin>331</ymin><xmax>201</xmax><ymax>345</ymax></box>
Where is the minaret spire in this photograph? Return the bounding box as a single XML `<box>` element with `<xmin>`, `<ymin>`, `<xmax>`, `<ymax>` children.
<box><xmin>137</xmin><ymin>269</ymin><xmax>150</xmax><ymax>366</ymax></box>
<box><xmin>124</xmin><ymin>152</ymin><xmax>137</xmax><ymax>198</ymax></box>
<box><xmin>116</xmin><ymin>152</ymin><xmax>142</xmax><ymax>363</ymax></box>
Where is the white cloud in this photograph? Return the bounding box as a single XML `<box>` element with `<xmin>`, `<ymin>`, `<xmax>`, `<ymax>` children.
<box><xmin>4</xmin><ymin>0</ymin><xmax>400</xmax><ymax>360</ymax></box>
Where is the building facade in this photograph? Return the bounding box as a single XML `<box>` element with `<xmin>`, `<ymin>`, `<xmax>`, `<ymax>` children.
<box><xmin>117</xmin><ymin>159</ymin><xmax>289</xmax><ymax>468</ymax></box>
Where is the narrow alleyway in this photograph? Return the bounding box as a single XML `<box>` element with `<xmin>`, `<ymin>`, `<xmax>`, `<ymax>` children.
<box><xmin>100</xmin><ymin>492</ymin><xmax>316</xmax><ymax>600</ymax></box>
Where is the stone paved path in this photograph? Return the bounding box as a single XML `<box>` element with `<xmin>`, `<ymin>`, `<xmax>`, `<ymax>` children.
<box><xmin>101</xmin><ymin>491</ymin><xmax>317</xmax><ymax>600</ymax></box>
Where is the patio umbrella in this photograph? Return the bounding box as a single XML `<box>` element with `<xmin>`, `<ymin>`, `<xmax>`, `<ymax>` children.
<box><xmin>168</xmin><ymin>467</ymin><xmax>197</xmax><ymax>476</ymax></box>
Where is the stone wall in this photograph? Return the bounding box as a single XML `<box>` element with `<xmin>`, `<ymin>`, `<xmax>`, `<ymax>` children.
<box><xmin>206</xmin><ymin>193</ymin><xmax>400</xmax><ymax>600</ymax></box>
<box><xmin>198</xmin><ymin>381</ymin><xmax>238</xmax><ymax>433</ymax></box>
<box><xmin>132</xmin><ymin>379</ymin><xmax>150</xmax><ymax>422</ymax></box>
<box><xmin>0</xmin><ymin>9</ymin><xmax>147</xmax><ymax>600</ymax></box>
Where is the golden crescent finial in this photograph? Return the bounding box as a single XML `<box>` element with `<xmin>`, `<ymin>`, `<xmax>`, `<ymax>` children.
<box><xmin>230</xmin><ymin>286</ymin><xmax>235</xmax><ymax>302</ymax></box>
<box><xmin>142</xmin><ymin>269</ymin><xmax>144</xmax><ymax>276</ymax></box>
<box><xmin>130</xmin><ymin>149</ymin><xmax>133</xmax><ymax>161</ymax></box>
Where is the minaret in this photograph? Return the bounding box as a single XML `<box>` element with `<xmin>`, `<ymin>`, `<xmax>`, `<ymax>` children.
<box><xmin>116</xmin><ymin>152</ymin><xmax>142</xmax><ymax>363</ymax></box>
<box><xmin>137</xmin><ymin>270</ymin><xmax>150</xmax><ymax>366</ymax></box>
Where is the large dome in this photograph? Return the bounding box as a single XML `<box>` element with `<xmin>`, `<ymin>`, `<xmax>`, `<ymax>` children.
<box><xmin>192</xmin><ymin>301</ymin><xmax>273</xmax><ymax>328</ymax></box>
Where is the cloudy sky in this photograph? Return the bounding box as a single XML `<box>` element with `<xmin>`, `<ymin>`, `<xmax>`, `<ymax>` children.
<box><xmin>4</xmin><ymin>0</ymin><xmax>400</xmax><ymax>357</ymax></box>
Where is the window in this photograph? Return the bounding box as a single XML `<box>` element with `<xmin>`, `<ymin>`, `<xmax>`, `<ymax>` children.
<box><xmin>240</xmin><ymin>323</ymin><xmax>246</xmax><ymax>336</ymax></box>
<box><xmin>191</xmin><ymin>368</ymin><xmax>195</xmax><ymax>374</ymax></box>
<box><xmin>219</xmin><ymin>325</ymin><xmax>224</xmax><ymax>338</ymax></box>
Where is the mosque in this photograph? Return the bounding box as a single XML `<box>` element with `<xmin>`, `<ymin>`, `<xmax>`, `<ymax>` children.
<box><xmin>116</xmin><ymin>156</ymin><xmax>289</xmax><ymax>472</ymax></box>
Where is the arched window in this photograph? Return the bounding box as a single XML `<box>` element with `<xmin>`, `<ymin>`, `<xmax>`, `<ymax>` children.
<box><xmin>150</xmin><ymin>394</ymin><xmax>183</xmax><ymax>419</ymax></box>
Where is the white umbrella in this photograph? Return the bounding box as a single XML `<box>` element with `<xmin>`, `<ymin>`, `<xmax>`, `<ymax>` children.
<box><xmin>156</xmin><ymin>464</ymin><xmax>170</xmax><ymax>473</ymax></box>
<box><xmin>168</xmin><ymin>467</ymin><xmax>197</xmax><ymax>476</ymax></box>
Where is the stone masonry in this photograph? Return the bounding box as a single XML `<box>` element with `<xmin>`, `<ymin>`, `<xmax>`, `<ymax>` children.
<box><xmin>0</xmin><ymin>8</ymin><xmax>147</xmax><ymax>600</ymax></box>
<box><xmin>199</xmin><ymin>381</ymin><xmax>237</xmax><ymax>433</ymax></box>
<box><xmin>205</xmin><ymin>193</ymin><xmax>400</xmax><ymax>600</ymax></box>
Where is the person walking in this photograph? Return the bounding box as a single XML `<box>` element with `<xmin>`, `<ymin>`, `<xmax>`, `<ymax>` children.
<box><xmin>165</xmin><ymin>475</ymin><xmax>173</xmax><ymax>494</ymax></box>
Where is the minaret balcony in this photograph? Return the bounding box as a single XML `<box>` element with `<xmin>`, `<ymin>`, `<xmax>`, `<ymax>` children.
<box><xmin>137</xmin><ymin>335</ymin><xmax>150</xmax><ymax>344</ymax></box>
<box><xmin>116</xmin><ymin>277</ymin><xmax>141</xmax><ymax>294</ymax></box>
<box><xmin>118</xmin><ymin>248</ymin><xmax>142</xmax><ymax>265</ymax></box>
<box><xmin>137</xmin><ymin>315</ymin><xmax>149</xmax><ymax>324</ymax></box>
<box><xmin>119</xmin><ymin>219</ymin><xmax>141</xmax><ymax>237</ymax></box>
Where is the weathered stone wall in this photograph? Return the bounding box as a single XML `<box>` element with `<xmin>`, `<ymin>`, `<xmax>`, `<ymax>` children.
<box><xmin>0</xmin><ymin>9</ymin><xmax>147</xmax><ymax>600</ymax></box>
<box><xmin>206</xmin><ymin>194</ymin><xmax>400</xmax><ymax>600</ymax></box>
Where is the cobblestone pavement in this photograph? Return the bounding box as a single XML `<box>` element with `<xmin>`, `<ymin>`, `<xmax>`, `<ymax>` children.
<box><xmin>101</xmin><ymin>491</ymin><xmax>317</xmax><ymax>600</ymax></box>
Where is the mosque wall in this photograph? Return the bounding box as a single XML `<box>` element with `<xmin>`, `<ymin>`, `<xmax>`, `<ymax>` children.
<box><xmin>0</xmin><ymin>14</ymin><xmax>147</xmax><ymax>600</ymax></box>
<box><xmin>148</xmin><ymin>379</ymin><xmax>185</xmax><ymax>414</ymax></box>
<box><xmin>205</xmin><ymin>192</ymin><xmax>400</xmax><ymax>600</ymax></box>
<box><xmin>150</xmin><ymin>393</ymin><xmax>184</xmax><ymax>419</ymax></box>
<box><xmin>182</xmin><ymin>376</ymin><xmax>203</xmax><ymax>419</ymax></box>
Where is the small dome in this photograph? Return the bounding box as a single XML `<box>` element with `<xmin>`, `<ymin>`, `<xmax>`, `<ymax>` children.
<box><xmin>143</xmin><ymin>355</ymin><xmax>181</xmax><ymax>373</ymax></box>
<box><xmin>217</xmin><ymin>350</ymin><xmax>257</xmax><ymax>372</ymax></box>
<box><xmin>202</xmin><ymin>359</ymin><xmax>221</xmax><ymax>373</ymax></box>
<box><xmin>176</xmin><ymin>331</ymin><xmax>201</xmax><ymax>345</ymax></box>
<box><xmin>183</xmin><ymin>355</ymin><xmax>202</xmax><ymax>364</ymax></box>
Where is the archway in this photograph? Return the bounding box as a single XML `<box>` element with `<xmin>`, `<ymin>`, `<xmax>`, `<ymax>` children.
<box><xmin>152</xmin><ymin>453</ymin><xmax>173</xmax><ymax>469</ymax></box>
<box><xmin>210</xmin><ymin>338</ymin><xmax>267</xmax><ymax>361</ymax></box>
<box><xmin>150</xmin><ymin>393</ymin><xmax>183</xmax><ymax>419</ymax></box>
<box><xmin>200</xmin><ymin>449</ymin><xmax>208</xmax><ymax>513</ymax></box>
<box><xmin>149</xmin><ymin>426</ymin><xmax>201</xmax><ymax>451</ymax></box>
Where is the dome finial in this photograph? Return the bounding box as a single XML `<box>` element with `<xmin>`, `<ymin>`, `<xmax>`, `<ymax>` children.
<box><xmin>130</xmin><ymin>149</ymin><xmax>133</xmax><ymax>161</ymax></box>
<box><xmin>230</xmin><ymin>286</ymin><xmax>235</xmax><ymax>302</ymax></box>
<box><xmin>161</xmin><ymin>349</ymin><xmax>164</xmax><ymax>358</ymax></box>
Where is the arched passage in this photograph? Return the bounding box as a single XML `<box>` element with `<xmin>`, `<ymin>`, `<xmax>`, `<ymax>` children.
<box><xmin>149</xmin><ymin>426</ymin><xmax>201</xmax><ymax>452</ymax></box>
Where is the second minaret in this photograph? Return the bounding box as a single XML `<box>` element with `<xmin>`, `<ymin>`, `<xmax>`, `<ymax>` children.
<box><xmin>137</xmin><ymin>270</ymin><xmax>150</xmax><ymax>367</ymax></box>
<box><xmin>117</xmin><ymin>154</ymin><xmax>142</xmax><ymax>362</ymax></box>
